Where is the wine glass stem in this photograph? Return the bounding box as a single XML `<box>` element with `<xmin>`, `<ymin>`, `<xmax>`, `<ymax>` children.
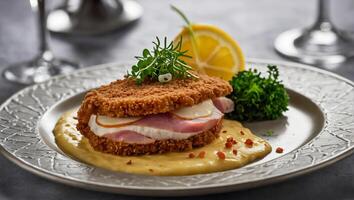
<box><xmin>318</xmin><ymin>0</ymin><xmax>330</xmax><ymax>22</ymax></box>
<box><xmin>313</xmin><ymin>0</ymin><xmax>333</xmax><ymax>30</ymax></box>
<box><xmin>36</xmin><ymin>0</ymin><xmax>52</xmax><ymax>59</ymax></box>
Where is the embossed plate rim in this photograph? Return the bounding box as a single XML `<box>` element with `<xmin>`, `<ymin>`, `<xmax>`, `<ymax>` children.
<box><xmin>0</xmin><ymin>58</ymin><xmax>353</xmax><ymax>196</ymax></box>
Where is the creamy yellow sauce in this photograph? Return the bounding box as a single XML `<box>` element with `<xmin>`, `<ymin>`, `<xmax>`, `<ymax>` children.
<box><xmin>53</xmin><ymin>110</ymin><xmax>272</xmax><ymax>176</ymax></box>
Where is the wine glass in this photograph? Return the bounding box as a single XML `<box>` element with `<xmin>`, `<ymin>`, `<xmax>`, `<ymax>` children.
<box><xmin>2</xmin><ymin>0</ymin><xmax>79</xmax><ymax>85</ymax></box>
<box><xmin>47</xmin><ymin>0</ymin><xmax>143</xmax><ymax>35</ymax></box>
<box><xmin>274</xmin><ymin>0</ymin><xmax>354</xmax><ymax>67</ymax></box>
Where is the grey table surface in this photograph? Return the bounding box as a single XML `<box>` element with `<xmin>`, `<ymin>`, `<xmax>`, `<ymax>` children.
<box><xmin>1</xmin><ymin>0</ymin><xmax>354</xmax><ymax>199</ymax></box>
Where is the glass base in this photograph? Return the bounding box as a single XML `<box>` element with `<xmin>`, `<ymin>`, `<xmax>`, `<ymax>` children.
<box><xmin>47</xmin><ymin>0</ymin><xmax>143</xmax><ymax>35</ymax></box>
<box><xmin>3</xmin><ymin>57</ymin><xmax>79</xmax><ymax>85</ymax></box>
<box><xmin>274</xmin><ymin>28</ymin><xmax>354</xmax><ymax>67</ymax></box>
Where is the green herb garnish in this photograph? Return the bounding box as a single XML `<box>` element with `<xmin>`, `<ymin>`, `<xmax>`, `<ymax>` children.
<box><xmin>128</xmin><ymin>37</ymin><xmax>198</xmax><ymax>84</ymax></box>
<box><xmin>226</xmin><ymin>65</ymin><xmax>289</xmax><ymax>121</ymax></box>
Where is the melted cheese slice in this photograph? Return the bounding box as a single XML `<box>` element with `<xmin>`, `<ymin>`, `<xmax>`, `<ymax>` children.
<box><xmin>53</xmin><ymin>110</ymin><xmax>272</xmax><ymax>176</ymax></box>
<box><xmin>172</xmin><ymin>99</ymin><xmax>214</xmax><ymax>119</ymax></box>
<box><xmin>96</xmin><ymin>115</ymin><xmax>141</xmax><ymax>127</ymax></box>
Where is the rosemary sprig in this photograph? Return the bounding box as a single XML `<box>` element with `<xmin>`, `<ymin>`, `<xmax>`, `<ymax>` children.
<box><xmin>128</xmin><ymin>37</ymin><xmax>198</xmax><ymax>84</ymax></box>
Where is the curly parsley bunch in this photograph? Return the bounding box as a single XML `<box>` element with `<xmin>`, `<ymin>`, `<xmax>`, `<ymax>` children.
<box><xmin>227</xmin><ymin>65</ymin><xmax>289</xmax><ymax>121</ymax></box>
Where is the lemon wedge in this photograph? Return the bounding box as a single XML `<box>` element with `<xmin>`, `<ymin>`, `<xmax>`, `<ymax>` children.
<box><xmin>174</xmin><ymin>24</ymin><xmax>245</xmax><ymax>81</ymax></box>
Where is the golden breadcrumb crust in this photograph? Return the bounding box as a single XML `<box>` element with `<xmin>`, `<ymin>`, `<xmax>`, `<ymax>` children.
<box><xmin>77</xmin><ymin>74</ymin><xmax>232</xmax><ymax>122</ymax></box>
<box><xmin>76</xmin><ymin>119</ymin><xmax>222</xmax><ymax>156</ymax></box>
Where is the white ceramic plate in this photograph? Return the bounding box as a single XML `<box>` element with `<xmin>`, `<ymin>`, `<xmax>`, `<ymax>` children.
<box><xmin>0</xmin><ymin>59</ymin><xmax>353</xmax><ymax>196</ymax></box>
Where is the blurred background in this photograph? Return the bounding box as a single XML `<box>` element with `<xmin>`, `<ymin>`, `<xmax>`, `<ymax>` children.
<box><xmin>1</xmin><ymin>0</ymin><xmax>353</xmax><ymax>85</ymax></box>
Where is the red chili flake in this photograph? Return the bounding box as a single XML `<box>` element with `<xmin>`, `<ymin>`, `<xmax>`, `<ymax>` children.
<box><xmin>244</xmin><ymin>139</ymin><xmax>253</xmax><ymax>147</ymax></box>
<box><xmin>216</xmin><ymin>151</ymin><xmax>226</xmax><ymax>160</ymax></box>
<box><xmin>232</xmin><ymin>140</ymin><xmax>237</xmax><ymax>144</ymax></box>
<box><xmin>126</xmin><ymin>160</ymin><xmax>132</xmax><ymax>165</ymax></box>
<box><xmin>198</xmin><ymin>151</ymin><xmax>206</xmax><ymax>158</ymax></box>
<box><xmin>240</xmin><ymin>130</ymin><xmax>245</xmax><ymax>135</ymax></box>
<box><xmin>222</xmin><ymin>130</ymin><xmax>227</xmax><ymax>133</ymax></box>
<box><xmin>226</xmin><ymin>137</ymin><xmax>234</xmax><ymax>143</ymax></box>
<box><xmin>232</xmin><ymin>149</ymin><xmax>238</xmax><ymax>155</ymax></box>
<box><xmin>276</xmin><ymin>147</ymin><xmax>284</xmax><ymax>153</ymax></box>
<box><xmin>225</xmin><ymin>142</ymin><xmax>233</xmax><ymax>149</ymax></box>
<box><xmin>188</xmin><ymin>152</ymin><xmax>195</xmax><ymax>158</ymax></box>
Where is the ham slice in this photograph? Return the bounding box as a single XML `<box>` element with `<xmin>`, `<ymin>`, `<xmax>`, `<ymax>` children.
<box><xmin>212</xmin><ymin>97</ymin><xmax>234</xmax><ymax>113</ymax></box>
<box><xmin>89</xmin><ymin>109</ymin><xmax>223</xmax><ymax>141</ymax></box>
<box><xmin>89</xmin><ymin>97</ymin><xmax>234</xmax><ymax>144</ymax></box>
<box><xmin>105</xmin><ymin>130</ymin><xmax>155</xmax><ymax>144</ymax></box>
<box><xmin>134</xmin><ymin>110</ymin><xmax>222</xmax><ymax>133</ymax></box>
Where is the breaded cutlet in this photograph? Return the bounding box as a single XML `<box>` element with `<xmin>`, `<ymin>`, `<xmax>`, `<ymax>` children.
<box><xmin>78</xmin><ymin>118</ymin><xmax>222</xmax><ymax>156</ymax></box>
<box><xmin>77</xmin><ymin>74</ymin><xmax>232</xmax><ymax>123</ymax></box>
<box><xmin>76</xmin><ymin>73</ymin><xmax>232</xmax><ymax>156</ymax></box>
